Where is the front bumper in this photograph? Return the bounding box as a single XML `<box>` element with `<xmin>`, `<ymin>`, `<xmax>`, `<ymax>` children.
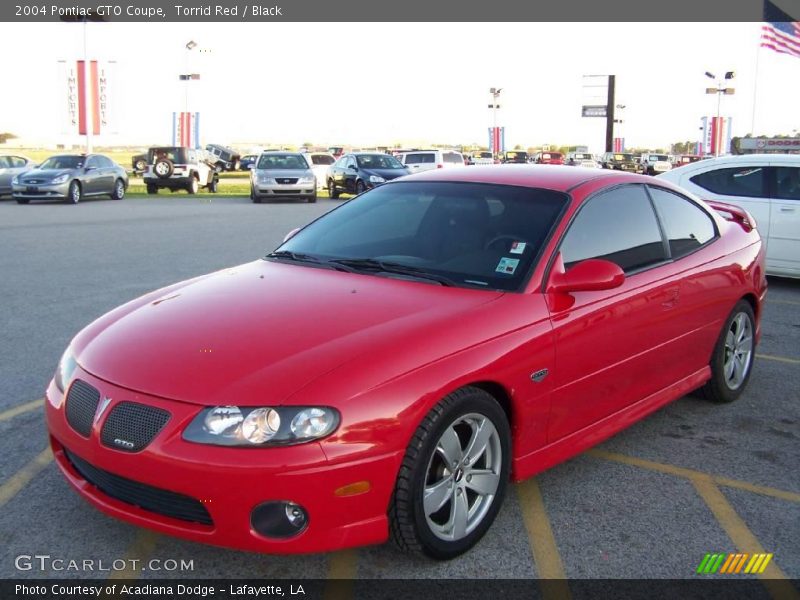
<box><xmin>253</xmin><ymin>183</ymin><xmax>315</xmax><ymax>199</ymax></box>
<box><xmin>45</xmin><ymin>371</ymin><xmax>397</xmax><ymax>553</ymax></box>
<box><xmin>12</xmin><ymin>181</ymin><xmax>70</xmax><ymax>199</ymax></box>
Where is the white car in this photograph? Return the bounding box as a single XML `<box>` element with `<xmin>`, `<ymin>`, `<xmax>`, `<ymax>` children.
<box><xmin>398</xmin><ymin>149</ymin><xmax>465</xmax><ymax>173</ymax></box>
<box><xmin>640</xmin><ymin>153</ymin><xmax>672</xmax><ymax>176</ymax></box>
<box><xmin>302</xmin><ymin>152</ymin><xmax>336</xmax><ymax>190</ymax></box>
<box><xmin>658</xmin><ymin>154</ymin><xmax>799</xmax><ymax>278</ymax></box>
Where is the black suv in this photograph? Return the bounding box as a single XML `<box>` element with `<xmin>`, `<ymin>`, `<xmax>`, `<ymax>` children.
<box><xmin>500</xmin><ymin>151</ymin><xmax>529</xmax><ymax>164</ymax></box>
<box><xmin>205</xmin><ymin>144</ymin><xmax>241</xmax><ymax>171</ymax></box>
<box><xmin>143</xmin><ymin>147</ymin><xmax>219</xmax><ymax>194</ymax></box>
<box><xmin>600</xmin><ymin>152</ymin><xmax>640</xmax><ymax>172</ymax></box>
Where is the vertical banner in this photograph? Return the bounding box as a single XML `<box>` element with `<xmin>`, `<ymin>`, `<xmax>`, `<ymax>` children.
<box><xmin>60</xmin><ymin>60</ymin><xmax>114</xmax><ymax>136</ymax></box>
<box><xmin>700</xmin><ymin>116</ymin><xmax>732</xmax><ymax>156</ymax></box>
<box><xmin>488</xmin><ymin>127</ymin><xmax>505</xmax><ymax>155</ymax></box>
<box><xmin>613</xmin><ymin>137</ymin><xmax>625</xmax><ymax>152</ymax></box>
<box><xmin>173</xmin><ymin>112</ymin><xmax>200</xmax><ymax>148</ymax></box>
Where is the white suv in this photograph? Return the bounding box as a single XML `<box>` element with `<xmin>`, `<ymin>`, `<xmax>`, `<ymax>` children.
<box><xmin>657</xmin><ymin>153</ymin><xmax>800</xmax><ymax>278</ymax></box>
<box><xmin>640</xmin><ymin>153</ymin><xmax>672</xmax><ymax>176</ymax></box>
<box><xmin>399</xmin><ymin>150</ymin><xmax>465</xmax><ymax>173</ymax></box>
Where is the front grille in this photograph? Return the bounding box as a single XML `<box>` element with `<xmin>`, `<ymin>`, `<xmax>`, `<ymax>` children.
<box><xmin>276</xmin><ymin>178</ymin><xmax>298</xmax><ymax>184</ymax></box>
<box><xmin>101</xmin><ymin>402</ymin><xmax>170</xmax><ymax>452</ymax></box>
<box><xmin>65</xmin><ymin>380</ymin><xmax>100</xmax><ymax>437</ymax></box>
<box><xmin>64</xmin><ymin>449</ymin><xmax>213</xmax><ymax>526</ymax></box>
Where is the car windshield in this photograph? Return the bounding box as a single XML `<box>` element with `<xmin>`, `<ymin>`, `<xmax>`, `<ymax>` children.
<box><xmin>275</xmin><ymin>181</ymin><xmax>567</xmax><ymax>292</ymax></box>
<box><xmin>651</xmin><ymin>155</ymin><xmax>669</xmax><ymax>161</ymax></box>
<box><xmin>613</xmin><ymin>153</ymin><xmax>633</xmax><ymax>161</ymax></box>
<box><xmin>39</xmin><ymin>156</ymin><xmax>83</xmax><ymax>170</ymax></box>
<box><xmin>311</xmin><ymin>155</ymin><xmax>335</xmax><ymax>166</ymax></box>
<box><xmin>574</xmin><ymin>154</ymin><xmax>591</xmax><ymax>160</ymax></box>
<box><xmin>356</xmin><ymin>154</ymin><xmax>405</xmax><ymax>169</ymax></box>
<box><xmin>506</xmin><ymin>152</ymin><xmax>528</xmax><ymax>161</ymax></box>
<box><xmin>474</xmin><ymin>152</ymin><xmax>492</xmax><ymax>159</ymax></box>
<box><xmin>257</xmin><ymin>154</ymin><xmax>308</xmax><ymax>170</ymax></box>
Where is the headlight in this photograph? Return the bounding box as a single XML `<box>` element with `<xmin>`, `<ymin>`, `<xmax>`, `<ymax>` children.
<box><xmin>12</xmin><ymin>175</ymin><xmax>20</xmax><ymax>185</ymax></box>
<box><xmin>298</xmin><ymin>176</ymin><xmax>315</xmax><ymax>184</ymax></box>
<box><xmin>54</xmin><ymin>347</ymin><xmax>78</xmax><ymax>393</ymax></box>
<box><xmin>51</xmin><ymin>174</ymin><xmax>69</xmax><ymax>184</ymax></box>
<box><xmin>183</xmin><ymin>405</ymin><xmax>339</xmax><ymax>446</ymax></box>
<box><xmin>258</xmin><ymin>176</ymin><xmax>275</xmax><ymax>184</ymax></box>
<box><xmin>368</xmin><ymin>175</ymin><xmax>385</xmax><ymax>183</ymax></box>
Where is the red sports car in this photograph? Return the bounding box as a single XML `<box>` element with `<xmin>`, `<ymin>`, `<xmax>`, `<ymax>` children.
<box><xmin>46</xmin><ymin>165</ymin><xmax>766</xmax><ymax>559</ymax></box>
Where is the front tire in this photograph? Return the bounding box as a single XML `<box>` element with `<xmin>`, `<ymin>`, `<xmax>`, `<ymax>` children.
<box><xmin>356</xmin><ymin>180</ymin><xmax>366</xmax><ymax>195</ymax></box>
<box><xmin>700</xmin><ymin>300</ymin><xmax>756</xmax><ymax>403</ymax></box>
<box><xmin>67</xmin><ymin>181</ymin><xmax>81</xmax><ymax>204</ymax></box>
<box><xmin>16</xmin><ymin>198</ymin><xmax>30</xmax><ymax>204</ymax></box>
<box><xmin>208</xmin><ymin>178</ymin><xmax>218</xmax><ymax>193</ymax></box>
<box><xmin>390</xmin><ymin>387</ymin><xmax>510</xmax><ymax>560</ymax></box>
<box><xmin>307</xmin><ymin>192</ymin><xmax>317</xmax><ymax>203</ymax></box>
<box><xmin>187</xmin><ymin>177</ymin><xmax>199</xmax><ymax>195</ymax></box>
<box><xmin>146</xmin><ymin>183</ymin><xmax>158</xmax><ymax>195</ymax></box>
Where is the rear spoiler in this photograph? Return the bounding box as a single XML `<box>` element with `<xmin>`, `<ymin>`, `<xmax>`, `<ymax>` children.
<box><xmin>704</xmin><ymin>200</ymin><xmax>756</xmax><ymax>232</ymax></box>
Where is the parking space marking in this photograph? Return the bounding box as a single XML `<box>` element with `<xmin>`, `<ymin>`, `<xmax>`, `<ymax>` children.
<box><xmin>768</xmin><ymin>299</ymin><xmax>800</xmax><ymax>307</ymax></box>
<box><xmin>107</xmin><ymin>530</ymin><xmax>159</xmax><ymax>580</ymax></box>
<box><xmin>588</xmin><ymin>449</ymin><xmax>800</xmax><ymax>504</ymax></box>
<box><xmin>757</xmin><ymin>353</ymin><xmax>800</xmax><ymax>365</ymax></box>
<box><xmin>323</xmin><ymin>549</ymin><xmax>357</xmax><ymax>600</ymax></box>
<box><xmin>516</xmin><ymin>479</ymin><xmax>571</xmax><ymax>599</ymax></box>
<box><xmin>690</xmin><ymin>476</ymin><xmax>798</xmax><ymax>599</ymax></box>
<box><xmin>0</xmin><ymin>398</ymin><xmax>43</xmax><ymax>422</ymax></box>
<box><xmin>0</xmin><ymin>447</ymin><xmax>52</xmax><ymax>508</ymax></box>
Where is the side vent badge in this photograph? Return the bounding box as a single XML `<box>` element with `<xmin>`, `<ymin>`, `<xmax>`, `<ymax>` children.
<box><xmin>530</xmin><ymin>368</ymin><xmax>549</xmax><ymax>383</ymax></box>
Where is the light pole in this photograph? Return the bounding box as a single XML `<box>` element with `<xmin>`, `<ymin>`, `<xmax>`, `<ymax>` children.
<box><xmin>183</xmin><ymin>40</ymin><xmax>198</xmax><ymax>115</ymax></box>
<box><xmin>705</xmin><ymin>71</ymin><xmax>735</xmax><ymax>156</ymax></box>
<box><xmin>489</xmin><ymin>87</ymin><xmax>502</xmax><ymax>157</ymax></box>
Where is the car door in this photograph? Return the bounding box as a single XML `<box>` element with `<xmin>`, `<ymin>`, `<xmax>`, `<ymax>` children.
<box><xmin>768</xmin><ymin>165</ymin><xmax>800</xmax><ymax>277</ymax></box>
<box><xmin>96</xmin><ymin>156</ymin><xmax>116</xmax><ymax>193</ymax></box>
<box><xmin>343</xmin><ymin>156</ymin><xmax>358</xmax><ymax>193</ymax></box>
<box><xmin>545</xmin><ymin>184</ymin><xmax>686</xmax><ymax>442</ymax></box>
<box><xmin>81</xmin><ymin>156</ymin><xmax>101</xmax><ymax>194</ymax></box>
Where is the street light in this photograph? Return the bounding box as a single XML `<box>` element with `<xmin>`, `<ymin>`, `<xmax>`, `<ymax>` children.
<box><xmin>489</xmin><ymin>88</ymin><xmax>502</xmax><ymax>156</ymax></box>
<box><xmin>705</xmin><ymin>71</ymin><xmax>735</xmax><ymax>156</ymax></box>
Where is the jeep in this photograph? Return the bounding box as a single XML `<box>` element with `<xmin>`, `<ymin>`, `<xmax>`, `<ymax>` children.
<box><xmin>143</xmin><ymin>147</ymin><xmax>219</xmax><ymax>194</ymax></box>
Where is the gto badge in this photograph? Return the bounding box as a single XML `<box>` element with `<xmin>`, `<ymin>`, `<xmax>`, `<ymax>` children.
<box><xmin>530</xmin><ymin>368</ymin><xmax>549</xmax><ymax>383</ymax></box>
<box><xmin>113</xmin><ymin>438</ymin><xmax>135</xmax><ymax>450</ymax></box>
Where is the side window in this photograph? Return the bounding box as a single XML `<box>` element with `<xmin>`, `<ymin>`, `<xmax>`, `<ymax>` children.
<box><xmin>345</xmin><ymin>157</ymin><xmax>356</xmax><ymax>169</ymax></box>
<box><xmin>423</xmin><ymin>153</ymin><xmax>436</xmax><ymax>164</ymax></box>
<box><xmin>98</xmin><ymin>156</ymin><xmax>113</xmax><ymax>168</ymax></box>
<box><xmin>690</xmin><ymin>166</ymin><xmax>767</xmax><ymax>198</ymax></box>
<box><xmin>560</xmin><ymin>185</ymin><xmax>666</xmax><ymax>273</ymax></box>
<box><xmin>649</xmin><ymin>187</ymin><xmax>717</xmax><ymax>259</ymax></box>
<box><xmin>774</xmin><ymin>167</ymin><xmax>800</xmax><ymax>201</ymax></box>
<box><xmin>11</xmin><ymin>156</ymin><xmax>26</xmax><ymax>168</ymax></box>
<box><xmin>84</xmin><ymin>156</ymin><xmax>98</xmax><ymax>169</ymax></box>
<box><xmin>405</xmin><ymin>153</ymin><xmax>422</xmax><ymax>164</ymax></box>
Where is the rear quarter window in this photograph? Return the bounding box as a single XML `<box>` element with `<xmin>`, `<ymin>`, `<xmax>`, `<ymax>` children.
<box><xmin>648</xmin><ymin>187</ymin><xmax>717</xmax><ymax>259</ymax></box>
<box><xmin>690</xmin><ymin>166</ymin><xmax>768</xmax><ymax>198</ymax></box>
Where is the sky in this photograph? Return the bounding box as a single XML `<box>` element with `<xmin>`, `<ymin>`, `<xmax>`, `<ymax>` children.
<box><xmin>1</xmin><ymin>21</ymin><xmax>799</xmax><ymax>153</ymax></box>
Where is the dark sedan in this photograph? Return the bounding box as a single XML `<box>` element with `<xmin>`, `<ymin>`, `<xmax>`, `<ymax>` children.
<box><xmin>326</xmin><ymin>153</ymin><xmax>410</xmax><ymax>199</ymax></box>
<box><xmin>13</xmin><ymin>154</ymin><xmax>128</xmax><ymax>204</ymax></box>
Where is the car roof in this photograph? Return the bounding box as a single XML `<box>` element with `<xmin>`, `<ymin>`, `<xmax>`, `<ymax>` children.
<box><xmin>395</xmin><ymin>164</ymin><xmax>645</xmax><ymax>192</ymax></box>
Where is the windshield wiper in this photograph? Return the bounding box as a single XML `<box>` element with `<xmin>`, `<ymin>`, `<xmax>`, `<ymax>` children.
<box><xmin>265</xmin><ymin>251</ymin><xmax>357</xmax><ymax>273</ymax></box>
<box><xmin>327</xmin><ymin>258</ymin><xmax>456</xmax><ymax>287</ymax></box>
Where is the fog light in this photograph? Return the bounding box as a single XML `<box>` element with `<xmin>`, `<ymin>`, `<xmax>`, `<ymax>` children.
<box><xmin>251</xmin><ymin>501</ymin><xmax>308</xmax><ymax>538</ymax></box>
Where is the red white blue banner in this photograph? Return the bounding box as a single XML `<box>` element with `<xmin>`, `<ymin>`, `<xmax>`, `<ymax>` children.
<box><xmin>172</xmin><ymin>112</ymin><xmax>200</xmax><ymax>148</ymax></box>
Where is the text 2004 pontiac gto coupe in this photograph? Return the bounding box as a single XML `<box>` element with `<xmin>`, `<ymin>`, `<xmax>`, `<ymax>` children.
<box><xmin>46</xmin><ymin>166</ymin><xmax>766</xmax><ymax>559</ymax></box>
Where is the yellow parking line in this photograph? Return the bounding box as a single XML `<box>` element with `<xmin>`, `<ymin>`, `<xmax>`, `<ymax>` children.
<box><xmin>757</xmin><ymin>353</ymin><xmax>800</xmax><ymax>365</ymax></box>
<box><xmin>690</xmin><ymin>476</ymin><xmax>798</xmax><ymax>600</ymax></box>
<box><xmin>587</xmin><ymin>449</ymin><xmax>800</xmax><ymax>504</ymax></box>
<box><xmin>768</xmin><ymin>299</ymin><xmax>800</xmax><ymax>307</ymax></box>
<box><xmin>323</xmin><ymin>549</ymin><xmax>357</xmax><ymax>600</ymax></box>
<box><xmin>517</xmin><ymin>479</ymin><xmax>570</xmax><ymax>599</ymax></box>
<box><xmin>0</xmin><ymin>447</ymin><xmax>53</xmax><ymax>508</ymax></box>
<box><xmin>107</xmin><ymin>529</ymin><xmax>159</xmax><ymax>580</ymax></box>
<box><xmin>0</xmin><ymin>398</ymin><xmax>44</xmax><ymax>422</ymax></box>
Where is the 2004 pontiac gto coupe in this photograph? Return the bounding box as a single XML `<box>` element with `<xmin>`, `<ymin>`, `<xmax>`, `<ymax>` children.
<box><xmin>46</xmin><ymin>166</ymin><xmax>766</xmax><ymax>559</ymax></box>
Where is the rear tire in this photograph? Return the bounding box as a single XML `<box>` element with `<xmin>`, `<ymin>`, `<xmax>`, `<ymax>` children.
<box><xmin>699</xmin><ymin>300</ymin><xmax>756</xmax><ymax>403</ymax></box>
<box><xmin>110</xmin><ymin>178</ymin><xmax>125</xmax><ymax>200</ymax></box>
<box><xmin>390</xmin><ymin>387</ymin><xmax>510</xmax><ymax>560</ymax></box>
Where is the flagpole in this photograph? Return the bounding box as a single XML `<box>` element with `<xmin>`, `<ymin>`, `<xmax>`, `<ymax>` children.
<box><xmin>83</xmin><ymin>18</ymin><xmax>92</xmax><ymax>154</ymax></box>
<box><xmin>751</xmin><ymin>24</ymin><xmax>762</xmax><ymax>136</ymax></box>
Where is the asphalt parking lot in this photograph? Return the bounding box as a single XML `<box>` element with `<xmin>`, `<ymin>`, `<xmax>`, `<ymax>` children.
<box><xmin>0</xmin><ymin>196</ymin><xmax>798</xmax><ymax>592</ymax></box>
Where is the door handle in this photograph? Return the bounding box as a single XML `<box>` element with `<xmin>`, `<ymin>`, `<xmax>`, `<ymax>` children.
<box><xmin>779</xmin><ymin>207</ymin><xmax>795</xmax><ymax>213</ymax></box>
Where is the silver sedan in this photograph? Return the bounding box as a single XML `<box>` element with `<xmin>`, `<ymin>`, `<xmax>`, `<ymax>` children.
<box><xmin>13</xmin><ymin>154</ymin><xmax>128</xmax><ymax>204</ymax></box>
<box><xmin>0</xmin><ymin>155</ymin><xmax>35</xmax><ymax>197</ymax></box>
<box><xmin>250</xmin><ymin>152</ymin><xmax>317</xmax><ymax>204</ymax></box>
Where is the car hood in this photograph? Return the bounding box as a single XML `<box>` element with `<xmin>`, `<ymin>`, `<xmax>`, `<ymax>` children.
<box><xmin>75</xmin><ymin>260</ymin><xmax>502</xmax><ymax>406</ymax></box>
<box><xmin>20</xmin><ymin>168</ymin><xmax>73</xmax><ymax>181</ymax></box>
<box><xmin>362</xmin><ymin>168</ymin><xmax>408</xmax><ymax>180</ymax></box>
<box><xmin>257</xmin><ymin>169</ymin><xmax>312</xmax><ymax>179</ymax></box>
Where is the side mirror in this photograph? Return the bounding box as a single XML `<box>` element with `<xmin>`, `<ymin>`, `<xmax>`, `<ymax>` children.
<box><xmin>547</xmin><ymin>255</ymin><xmax>625</xmax><ymax>294</ymax></box>
<box><xmin>348</xmin><ymin>165</ymin><xmax>357</xmax><ymax>171</ymax></box>
<box><xmin>84</xmin><ymin>166</ymin><xmax>95</xmax><ymax>172</ymax></box>
<box><xmin>283</xmin><ymin>228</ymin><xmax>301</xmax><ymax>242</ymax></box>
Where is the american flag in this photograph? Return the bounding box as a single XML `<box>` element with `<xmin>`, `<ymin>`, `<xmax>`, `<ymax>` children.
<box><xmin>761</xmin><ymin>21</ymin><xmax>800</xmax><ymax>58</ymax></box>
